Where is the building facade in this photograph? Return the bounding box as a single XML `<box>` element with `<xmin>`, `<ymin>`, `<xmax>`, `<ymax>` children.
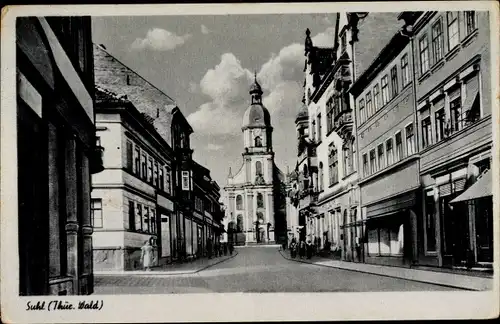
<box><xmin>408</xmin><ymin>11</ymin><xmax>493</xmax><ymax>270</ymax></box>
<box><xmin>224</xmin><ymin>76</ymin><xmax>287</xmax><ymax>245</ymax></box>
<box><xmin>92</xmin><ymin>87</ymin><xmax>176</xmax><ymax>270</ymax></box>
<box><xmin>16</xmin><ymin>17</ymin><xmax>102</xmax><ymax>295</ymax></box>
<box><xmin>350</xmin><ymin>13</ymin><xmax>422</xmax><ymax>267</ymax></box>
<box><xmin>93</xmin><ymin>44</ymin><xmax>223</xmax><ymax>265</ymax></box>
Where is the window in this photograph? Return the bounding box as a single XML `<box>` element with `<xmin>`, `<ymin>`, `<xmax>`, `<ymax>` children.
<box><xmin>134</xmin><ymin>147</ymin><xmax>140</xmax><ymax>175</ymax></box>
<box><xmin>386</xmin><ymin>138</ymin><xmax>394</xmax><ymax>166</ymax></box>
<box><xmin>143</xmin><ymin>206</ymin><xmax>150</xmax><ymax>233</ymax></box>
<box><xmin>366</xmin><ymin>92</ymin><xmax>373</xmax><ymax>118</ymax></box>
<box><xmin>328</xmin><ymin>144</ymin><xmax>338</xmax><ymax>185</ymax></box>
<box><xmin>256</xmin><ymin>161</ymin><xmax>263</xmax><ymax>176</ymax></box>
<box><xmin>254</xmin><ymin>136</ymin><xmax>262</xmax><ymax>147</ymax></box>
<box><xmin>181</xmin><ymin>171</ymin><xmax>190</xmax><ymax>190</ymax></box>
<box><xmin>419</xmin><ymin>36</ymin><xmax>430</xmax><ymax>74</ymax></box>
<box><xmin>405</xmin><ymin>124</ymin><xmax>415</xmax><ymax>155</ymax></box>
<box><xmin>390</xmin><ymin>66</ymin><xmax>398</xmax><ymax>97</ymax></box>
<box><xmin>154</xmin><ymin>162</ymin><xmax>159</xmax><ymax>187</ymax></box>
<box><xmin>257</xmin><ymin>193</ymin><xmax>264</xmax><ymax>208</ymax></box>
<box><xmin>464</xmin><ymin>74</ymin><xmax>481</xmax><ymax>126</ymax></box>
<box><xmin>319</xmin><ymin>162</ymin><xmax>324</xmax><ymax>191</ymax></box>
<box><xmin>135</xmin><ymin>204</ymin><xmax>142</xmax><ymax>232</ymax></box>
<box><xmin>126</xmin><ymin>141</ymin><xmax>133</xmax><ymax>171</ymax></box>
<box><xmin>326</xmin><ymin>96</ymin><xmax>334</xmax><ymax>133</ymax></box>
<box><xmin>317</xmin><ymin>114</ymin><xmax>322</xmax><ymax>141</ymax></box>
<box><xmin>128</xmin><ymin>200</ymin><xmax>135</xmax><ymax>231</ymax></box>
<box><xmin>377</xmin><ymin>143</ymin><xmax>385</xmax><ymax>170</ymax></box>
<box><xmin>435</xmin><ymin>109</ymin><xmax>446</xmax><ymax>142</ymax></box>
<box><xmin>425</xmin><ymin>190</ymin><xmax>437</xmax><ymax>252</ymax></box>
<box><xmin>369</xmin><ymin>149</ymin><xmax>376</xmax><ymax>174</ymax></box>
<box><xmin>395</xmin><ymin>131</ymin><xmax>403</xmax><ymax>161</ymax></box>
<box><xmin>450</xmin><ymin>94</ymin><xmax>462</xmax><ymax>133</ymax></box>
<box><xmin>465</xmin><ymin>11</ymin><xmax>476</xmax><ymax>35</ymax></box>
<box><xmin>447</xmin><ymin>12</ymin><xmax>459</xmax><ymax>50</ymax></box>
<box><xmin>432</xmin><ymin>19</ymin><xmax>444</xmax><ymax>62</ymax></box>
<box><xmin>422</xmin><ymin>117</ymin><xmax>432</xmax><ymax>148</ymax></box>
<box><xmin>141</xmin><ymin>153</ymin><xmax>147</xmax><ymax>180</ymax></box>
<box><xmin>302</xmin><ymin>164</ymin><xmax>309</xmax><ymax>190</ymax></box>
<box><xmin>373</xmin><ymin>84</ymin><xmax>380</xmax><ymax>111</ymax></box>
<box><xmin>91</xmin><ymin>199</ymin><xmax>103</xmax><ymax>228</ymax></box>
<box><xmin>362</xmin><ymin>153</ymin><xmax>369</xmax><ymax>176</ymax></box>
<box><xmin>165</xmin><ymin>166</ymin><xmax>171</xmax><ymax>194</ymax></box>
<box><xmin>343</xmin><ymin>139</ymin><xmax>354</xmax><ymax>176</ymax></box>
<box><xmin>359</xmin><ymin>99</ymin><xmax>365</xmax><ymax>124</ymax></box>
<box><xmin>311</xmin><ymin>120</ymin><xmax>316</xmax><ymax>141</ymax></box>
<box><xmin>236</xmin><ymin>195</ymin><xmax>243</xmax><ymax>210</ymax></box>
<box><xmin>150</xmin><ymin>209</ymin><xmax>156</xmax><ymax>235</ymax></box>
<box><xmin>148</xmin><ymin>157</ymin><xmax>153</xmax><ymax>183</ymax></box>
<box><xmin>381</xmin><ymin>75</ymin><xmax>389</xmax><ymax>105</ymax></box>
<box><xmin>159</xmin><ymin>166</ymin><xmax>164</xmax><ymax>191</ymax></box>
<box><xmin>401</xmin><ymin>54</ymin><xmax>410</xmax><ymax>87</ymax></box>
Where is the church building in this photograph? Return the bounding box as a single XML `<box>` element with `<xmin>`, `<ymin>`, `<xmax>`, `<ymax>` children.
<box><xmin>223</xmin><ymin>75</ymin><xmax>287</xmax><ymax>245</ymax></box>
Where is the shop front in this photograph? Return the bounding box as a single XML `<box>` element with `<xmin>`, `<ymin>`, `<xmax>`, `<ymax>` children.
<box><xmin>156</xmin><ymin>193</ymin><xmax>175</xmax><ymax>265</ymax></box>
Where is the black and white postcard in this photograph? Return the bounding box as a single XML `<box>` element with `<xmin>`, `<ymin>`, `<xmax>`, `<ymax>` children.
<box><xmin>1</xmin><ymin>2</ymin><xmax>499</xmax><ymax>322</ymax></box>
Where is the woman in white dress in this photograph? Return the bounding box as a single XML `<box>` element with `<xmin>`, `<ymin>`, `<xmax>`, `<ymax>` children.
<box><xmin>140</xmin><ymin>239</ymin><xmax>153</xmax><ymax>271</ymax></box>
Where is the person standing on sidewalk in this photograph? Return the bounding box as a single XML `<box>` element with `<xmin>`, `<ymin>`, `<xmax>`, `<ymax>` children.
<box><xmin>140</xmin><ymin>238</ymin><xmax>154</xmax><ymax>271</ymax></box>
<box><xmin>306</xmin><ymin>240</ymin><xmax>313</xmax><ymax>259</ymax></box>
<box><xmin>207</xmin><ymin>236</ymin><xmax>213</xmax><ymax>259</ymax></box>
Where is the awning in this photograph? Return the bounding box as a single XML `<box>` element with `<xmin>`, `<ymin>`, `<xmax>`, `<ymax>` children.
<box><xmin>450</xmin><ymin>170</ymin><xmax>492</xmax><ymax>204</ymax></box>
<box><xmin>364</xmin><ymin>209</ymin><xmax>405</xmax><ymax>223</ymax></box>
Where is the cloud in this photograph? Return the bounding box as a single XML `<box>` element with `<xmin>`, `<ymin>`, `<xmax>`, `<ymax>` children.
<box><xmin>206</xmin><ymin>143</ymin><xmax>223</xmax><ymax>151</ymax></box>
<box><xmin>312</xmin><ymin>26</ymin><xmax>336</xmax><ymax>47</ymax></box>
<box><xmin>188</xmin><ymin>81</ymin><xmax>199</xmax><ymax>93</ymax></box>
<box><xmin>258</xmin><ymin>43</ymin><xmax>304</xmax><ymax>91</ymax></box>
<box><xmin>201</xmin><ymin>24</ymin><xmax>211</xmax><ymax>34</ymax></box>
<box><xmin>131</xmin><ymin>28</ymin><xmax>191</xmax><ymax>51</ymax></box>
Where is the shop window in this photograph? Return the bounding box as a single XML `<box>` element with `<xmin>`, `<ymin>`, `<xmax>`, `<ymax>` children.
<box><xmin>432</xmin><ymin>18</ymin><xmax>444</xmax><ymax>62</ymax></box>
<box><xmin>91</xmin><ymin>198</ymin><xmax>103</xmax><ymax>228</ymax></box>
<box><xmin>419</xmin><ymin>36</ymin><xmax>430</xmax><ymax>74</ymax></box>
<box><xmin>390</xmin><ymin>66</ymin><xmax>398</xmax><ymax>98</ymax></box>
<box><xmin>381</xmin><ymin>75</ymin><xmax>389</xmax><ymax>105</ymax></box>
<box><xmin>422</xmin><ymin>116</ymin><xmax>433</xmax><ymax>148</ymax></box>
<box><xmin>447</xmin><ymin>12</ymin><xmax>460</xmax><ymax>50</ymax></box>
<box><xmin>425</xmin><ymin>190</ymin><xmax>437</xmax><ymax>252</ymax></box>
<box><xmin>367</xmin><ymin>227</ymin><xmax>379</xmax><ymax>256</ymax></box>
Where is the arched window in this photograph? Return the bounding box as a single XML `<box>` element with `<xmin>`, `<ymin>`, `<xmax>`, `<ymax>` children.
<box><xmin>257</xmin><ymin>193</ymin><xmax>264</xmax><ymax>208</ymax></box>
<box><xmin>236</xmin><ymin>195</ymin><xmax>243</xmax><ymax>210</ymax></box>
<box><xmin>256</xmin><ymin>161</ymin><xmax>262</xmax><ymax>176</ymax></box>
<box><xmin>255</xmin><ymin>136</ymin><xmax>262</xmax><ymax>147</ymax></box>
<box><xmin>319</xmin><ymin>162</ymin><xmax>324</xmax><ymax>191</ymax></box>
<box><xmin>236</xmin><ymin>215</ymin><xmax>244</xmax><ymax>232</ymax></box>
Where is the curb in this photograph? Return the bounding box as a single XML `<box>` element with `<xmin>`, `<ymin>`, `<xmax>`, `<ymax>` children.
<box><xmin>278</xmin><ymin>249</ymin><xmax>478</xmax><ymax>291</ymax></box>
<box><xmin>96</xmin><ymin>251</ymin><xmax>239</xmax><ymax>277</ymax></box>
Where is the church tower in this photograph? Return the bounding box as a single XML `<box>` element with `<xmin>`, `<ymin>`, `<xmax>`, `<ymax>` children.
<box><xmin>224</xmin><ymin>74</ymin><xmax>287</xmax><ymax>245</ymax></box>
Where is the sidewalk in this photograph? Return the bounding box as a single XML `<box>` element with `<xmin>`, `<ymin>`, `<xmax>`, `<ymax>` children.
<box><xmin>279</xmin><ymin>249</ymin><xmax>493</xmax><ymax>291</ymax></box>
<box><xmin>95</xmin><ymin>252</ymin><xmax>238</xmax><ymax>276</ymax></box>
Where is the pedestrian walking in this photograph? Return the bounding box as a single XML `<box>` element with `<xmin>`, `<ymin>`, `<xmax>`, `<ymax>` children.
<box><xmin>290</xmin><ymin>238</ymin><xmax>297</xmax><ymax>258</ymax></box>
<box><xmin>229</xmin><ymin>242</ymin><xmax>234</xmax><ymax>255</ymax></box>
<box><xmin>140</xmin><ymin>238</ymin><xmax>154</xmax><ymax>271</ymax></box>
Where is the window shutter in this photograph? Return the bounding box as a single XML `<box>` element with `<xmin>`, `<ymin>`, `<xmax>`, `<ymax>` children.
<box><xmin>439</xmin><ymin>183</ymin><xmax>452</xmax><ymax>196</ymax></box>
<box><xmin>448</xmin><ymin>87</ymin><xmax>461</xmax><ymax>101</ymax></box>
<box><xmin>454</xmin><ymin>178</ymin><xmax>466</xmax><ymax>192</ymax></box>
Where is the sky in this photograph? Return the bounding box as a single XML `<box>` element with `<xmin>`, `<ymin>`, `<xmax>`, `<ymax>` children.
<box><xmin>92</xmin><ymin>14</ymin><xmax>338</xmax><ymax>188</ymax></box>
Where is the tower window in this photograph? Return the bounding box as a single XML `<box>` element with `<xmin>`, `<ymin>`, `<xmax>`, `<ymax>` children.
<box><xmin>255</xmin><ymin>136</ymin><xmax>262</xmax><ymax>147</ymax></box>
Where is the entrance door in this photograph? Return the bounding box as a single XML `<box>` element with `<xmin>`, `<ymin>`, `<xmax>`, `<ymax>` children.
<box><xmin>475</xmin><ymin>197</ymin><xmax>493</xmax><ymax>263</ymax></box>
<box><xmin>161</xmin><ymin>214</ymin><xmax>171</xmax><ymax>258</ymax></box>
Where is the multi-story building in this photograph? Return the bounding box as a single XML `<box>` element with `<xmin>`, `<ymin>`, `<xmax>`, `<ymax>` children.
<box><xmin>408</xmin><ymin>11</ymin><xmax>492</xmax><ymax>270</ymax></box>
<box><xmin>350</xmin><ymin>13</ymin><xmax>422</xmax><ymax>267</ymax></box>
<box><xmin>16</xmin><ymin>17</ymin><xmax>102</xmax><ymax>295</ymax></box>
<box><xmin>92</xmin><ymin>87</ymin><xmax>175</xmax><ymax>270</ymax></box>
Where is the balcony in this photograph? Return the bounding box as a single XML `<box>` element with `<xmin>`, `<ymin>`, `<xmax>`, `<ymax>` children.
<box><xmin>90</xmin><ymin>145</ymin><xmax>104</xmax><ymax>174</ymax></box>
<box><xmin>333</xmin><ymin>109</ymin><xmax>353</xmax><ymax>138</ymax></box>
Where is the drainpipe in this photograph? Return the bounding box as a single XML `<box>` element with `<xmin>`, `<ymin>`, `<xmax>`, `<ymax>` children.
<box><xmin>400</xmin><ymin>23</ymin><xmax>420</xmax><ymax>265</ymax></box>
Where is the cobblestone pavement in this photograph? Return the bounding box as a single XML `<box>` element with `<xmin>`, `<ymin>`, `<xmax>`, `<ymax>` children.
<box><xmin>94</xmin><ymin>246</ymin><xmax>458</xmax><ymax>294</ymax></box>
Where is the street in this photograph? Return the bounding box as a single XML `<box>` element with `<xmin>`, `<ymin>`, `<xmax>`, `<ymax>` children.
<box><xmin>94</xmin><ymin>246</ymin><xmax>458</xmax><ymax>294</ymax></box>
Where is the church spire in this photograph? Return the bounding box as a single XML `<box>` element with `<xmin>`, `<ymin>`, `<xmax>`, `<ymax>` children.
<box><xmin>249</xmin><ymin>71</ymin><xmax>263</xmax><ymax>104</ymax></box>
<box><xmin>228</xmin><ymin>167</ymin><xmax>233</xmax><ymax>178</ymax></box>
